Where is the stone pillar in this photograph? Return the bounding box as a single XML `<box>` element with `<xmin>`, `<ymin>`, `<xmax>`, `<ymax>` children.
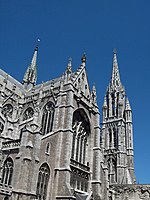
<box><xmin>13</xmin><ymin>125</ymin><xmax>41</xmax><ymax>199</ymax></box>
<box><xmin>92</xmin><ymin>106</ymin><xmax>102</xmax><ymax>200</ymax></box>
<box><xmin>54</xmin><ymin>81</ymin><xmax>75</xmax><ymax>199</ymax></box>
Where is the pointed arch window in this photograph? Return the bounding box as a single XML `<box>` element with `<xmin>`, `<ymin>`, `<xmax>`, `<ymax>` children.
<box><xmin>109</xmin><ymin>128</ymin><xmax>112</xmax><ymax>148</ymax></box>
<box><xmin>36</xmin><ymin>163</ymin><xmax>50</xmax><ymax>200</ymax></box>
<box><xmin>108</xmin><ymin>158</ymin><xmax>117</xmax><ymax>184</ymax></box>
<box><xmin>70</xmin><ymin>109</ymin><xmax>90</xmax><ymax>192</ymax></box>
<box><xmin>23</xmin><ymin>107</ymin><xmax>34</xmax><ymax>121</ymax></box>
<box><xmin>0</xmin><ymin>122</ymin><xmax>4</xmax><ymax>135</ymax></box>
<box><xmin>111</xmin><ymin>93</ymin><xmax>115</xmax><ymax>116</ymax></box>
<box><xmin>4</xmin><ymin>197</ymin><xmax>9</xmax><ymax>200</ymax></box>
<box><xmin>1</xmin><ymin>157</ymin><xmax>13</xmax><ymax>186</ymax></box>
<box><xmin>2</xmin><ymin>104</ymin><xmax>13</xmax><ymax>118</ymax></box>
<box><xmin>113</xmin><ymin>127</ymin><xmax>117</xmax><ymax>149</ymax></box>
<box><xmin>71</xmin><ymin>110</ymin><xmax>90</xmax><ymax>164</ymax></box>
<box><xmin>41</xmin><ymin>102</ymin><xmax>55</xmax><ymax>135</ymax></box>
<box><xmin>45</xmin><ymin>143</ymin><xmax>50</xmax><ymax>155</ymax></box>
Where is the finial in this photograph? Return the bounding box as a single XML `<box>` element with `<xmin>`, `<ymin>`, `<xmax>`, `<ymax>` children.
<box><xmin>37</xmin><ymin>38</ymin><xmax>40</xmax><ymax>46</ymax></box>
<box><xmin>81</xmin><ymin>52</ymin><xmax>86</xmax><ymax>63</ymax></box>
<box><xmin>113</xmin><ymin>48</ymin><xmax>117</xmax><ymax>54</ymax></box>
<box><xmin>92</xmin><ymin>83</ymin><xmax>96</xmax><ymax>93</ymax></box>
<box><xmin>68</xmin><ymin>57</ymin><xmax>72</xmax><ymax>67</ymax></box>
<box><xmin>34</xmin><ymin>38</ymin><xmax>40</xmax><ymax>51</ymax></box>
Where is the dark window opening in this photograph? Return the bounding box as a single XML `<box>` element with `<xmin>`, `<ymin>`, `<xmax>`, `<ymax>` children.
<box><xmin>1</xmin><ymin>157</ymin><xmax>13</xmax><ymax>186</ymax></box>
<box><xmin>36</xmin><ymin>163</ymin><xmax>50</xmax><ymax>200</ymax></box>
<box><xmin>41</xmin><ymin>102</ymin><xmax>55</xmax><ymax>135</ymax></box>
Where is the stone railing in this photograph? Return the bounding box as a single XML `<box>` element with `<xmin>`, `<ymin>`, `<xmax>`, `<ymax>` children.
<box><xmin>70</xmin><ymin>158</ymin><xmax>90</xmax><ymax>172</ymax></box>
<box><xmin>0</xmin><ymin>183</ymin><xmax>12</xmax><ymax>196</ymax></box>
<box><xmin>2</xmin><ymin>139</ymin><xmax>21</xmax><ymax>150</ymax></box>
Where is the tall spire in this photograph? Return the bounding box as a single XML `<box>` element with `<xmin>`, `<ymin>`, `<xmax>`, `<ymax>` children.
<box><xmin>111</xmin><ymin>49</ymin><xmax>121</xmax><ymax>89</ymax></box>
<box><xmin>23</xmin><ymin>45</ymin><xmax>38</xmax><ymax>88</ymax></box>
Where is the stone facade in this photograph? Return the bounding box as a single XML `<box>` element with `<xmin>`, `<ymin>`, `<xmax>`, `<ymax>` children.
<box><xmin>0</xmin><ymin>46</ymin><xmax>149</xmax><ymax>200</ymax></box>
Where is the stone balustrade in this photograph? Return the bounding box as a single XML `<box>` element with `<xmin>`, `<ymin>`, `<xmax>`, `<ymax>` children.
<box><xmin>0</xmin><ymin>183</ymin><xmax>12</xmax><ymax>196</ymax></box>
<box><xmin>2</xmin><ymin>139</ymin><xmax>21</xmax><ymax>150</ymax></box>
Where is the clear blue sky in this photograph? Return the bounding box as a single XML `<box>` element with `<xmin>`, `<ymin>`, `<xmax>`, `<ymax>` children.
<box><xmin>0</xmin><ymin>0</ymin><xmax>150</xmax><ymax>183</ymax></box>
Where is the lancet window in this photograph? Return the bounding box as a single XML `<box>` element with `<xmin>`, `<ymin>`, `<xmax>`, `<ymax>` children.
<box><xmin>41</xmin><ymin>102</ymin><xmax>55</xmax><ymax>135</ymax></box>
<box><xmin>2</xmin><ymin>104</ymin><xmax>13</xmax><ymax>118</ymax></box>
<box><xmin>109</xmin><ymin>128</ymin><xmax>112</xmax><ymax>148</ymax></box>
<box><xmin>23</xmin><ymin>107</ymin><xmax>34</xmax><ymax>121</ymax></box>
<box><xmin>1</xmin><ymin>157</ymin><xmax>13</xmax><ymax>186</ymax></box>
<box><xmin>109</xmin><ymin>127</ymin><xmax>118</xmax><ymax>149</ymax></box>
<box><xmin>36</xmin><ymin>163</ymin><xmax>50</xmax><ymax>200</ymax></box>
<box><xmin>45</xmin><ymin>143</ymin><xmax>50</xmax><ymax>154</ymax></box>
<box><xmin>113</xmin><ymin>128</ymin><xmax>117</xmax><ymax>149</ymax></box>
<box><xmin>111</xmin><ymin>93</ymin><xmax>115</xmax><ymax>116</ymax></box>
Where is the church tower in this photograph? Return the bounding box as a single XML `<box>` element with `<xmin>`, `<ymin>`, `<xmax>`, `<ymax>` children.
<box><xmin>101</xmin><ymin>49</ymin><xmax>135</xmax><ymax>185</ymax></box>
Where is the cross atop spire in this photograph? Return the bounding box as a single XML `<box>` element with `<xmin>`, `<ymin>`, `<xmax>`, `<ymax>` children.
<box><xmin>23</xmin><ymin>45</ymin><xmax>38</xmax><ymax>89</ymax></box>
<box><xmin>111</xmin><ymin>49</ymin><xmax>121</xmax><ymax>89</ymax></box>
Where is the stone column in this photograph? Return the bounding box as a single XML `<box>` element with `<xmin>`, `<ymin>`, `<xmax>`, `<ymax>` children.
<box><xmin>54</xmin><ymin>82</ymin><xmax>75</xmax><ymax>199</ymax></box>
<box><xmin>92</xmin><ymin>106</ymin><xmax>102</xmax><ymax>200</ymax></box>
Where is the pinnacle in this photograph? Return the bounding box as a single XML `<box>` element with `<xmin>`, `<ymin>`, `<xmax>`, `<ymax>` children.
<box><xmin>125</xmin><ymin>97</ymin><xmax>132</xmax><ymax>111</ymax></box>
<box><xmin>66</xmin><ymin>57</ymin><xmax>72</xmax><ymax>74</ymax></box>
<box><xmin>81</xmin><ymin>52</ymin><xmax>86</xmax><ymax>63</ymax></box>
<box><xmin>103</xmin><ymin>95</ymin><xmax>107</xmax><ymax>108</ymax></box>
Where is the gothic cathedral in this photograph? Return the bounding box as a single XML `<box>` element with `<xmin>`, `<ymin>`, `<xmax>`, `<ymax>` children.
<box><xmin>0</xmin><ymin>46</ymin><xmax>149</xmax><ymax>200</ymax></box>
